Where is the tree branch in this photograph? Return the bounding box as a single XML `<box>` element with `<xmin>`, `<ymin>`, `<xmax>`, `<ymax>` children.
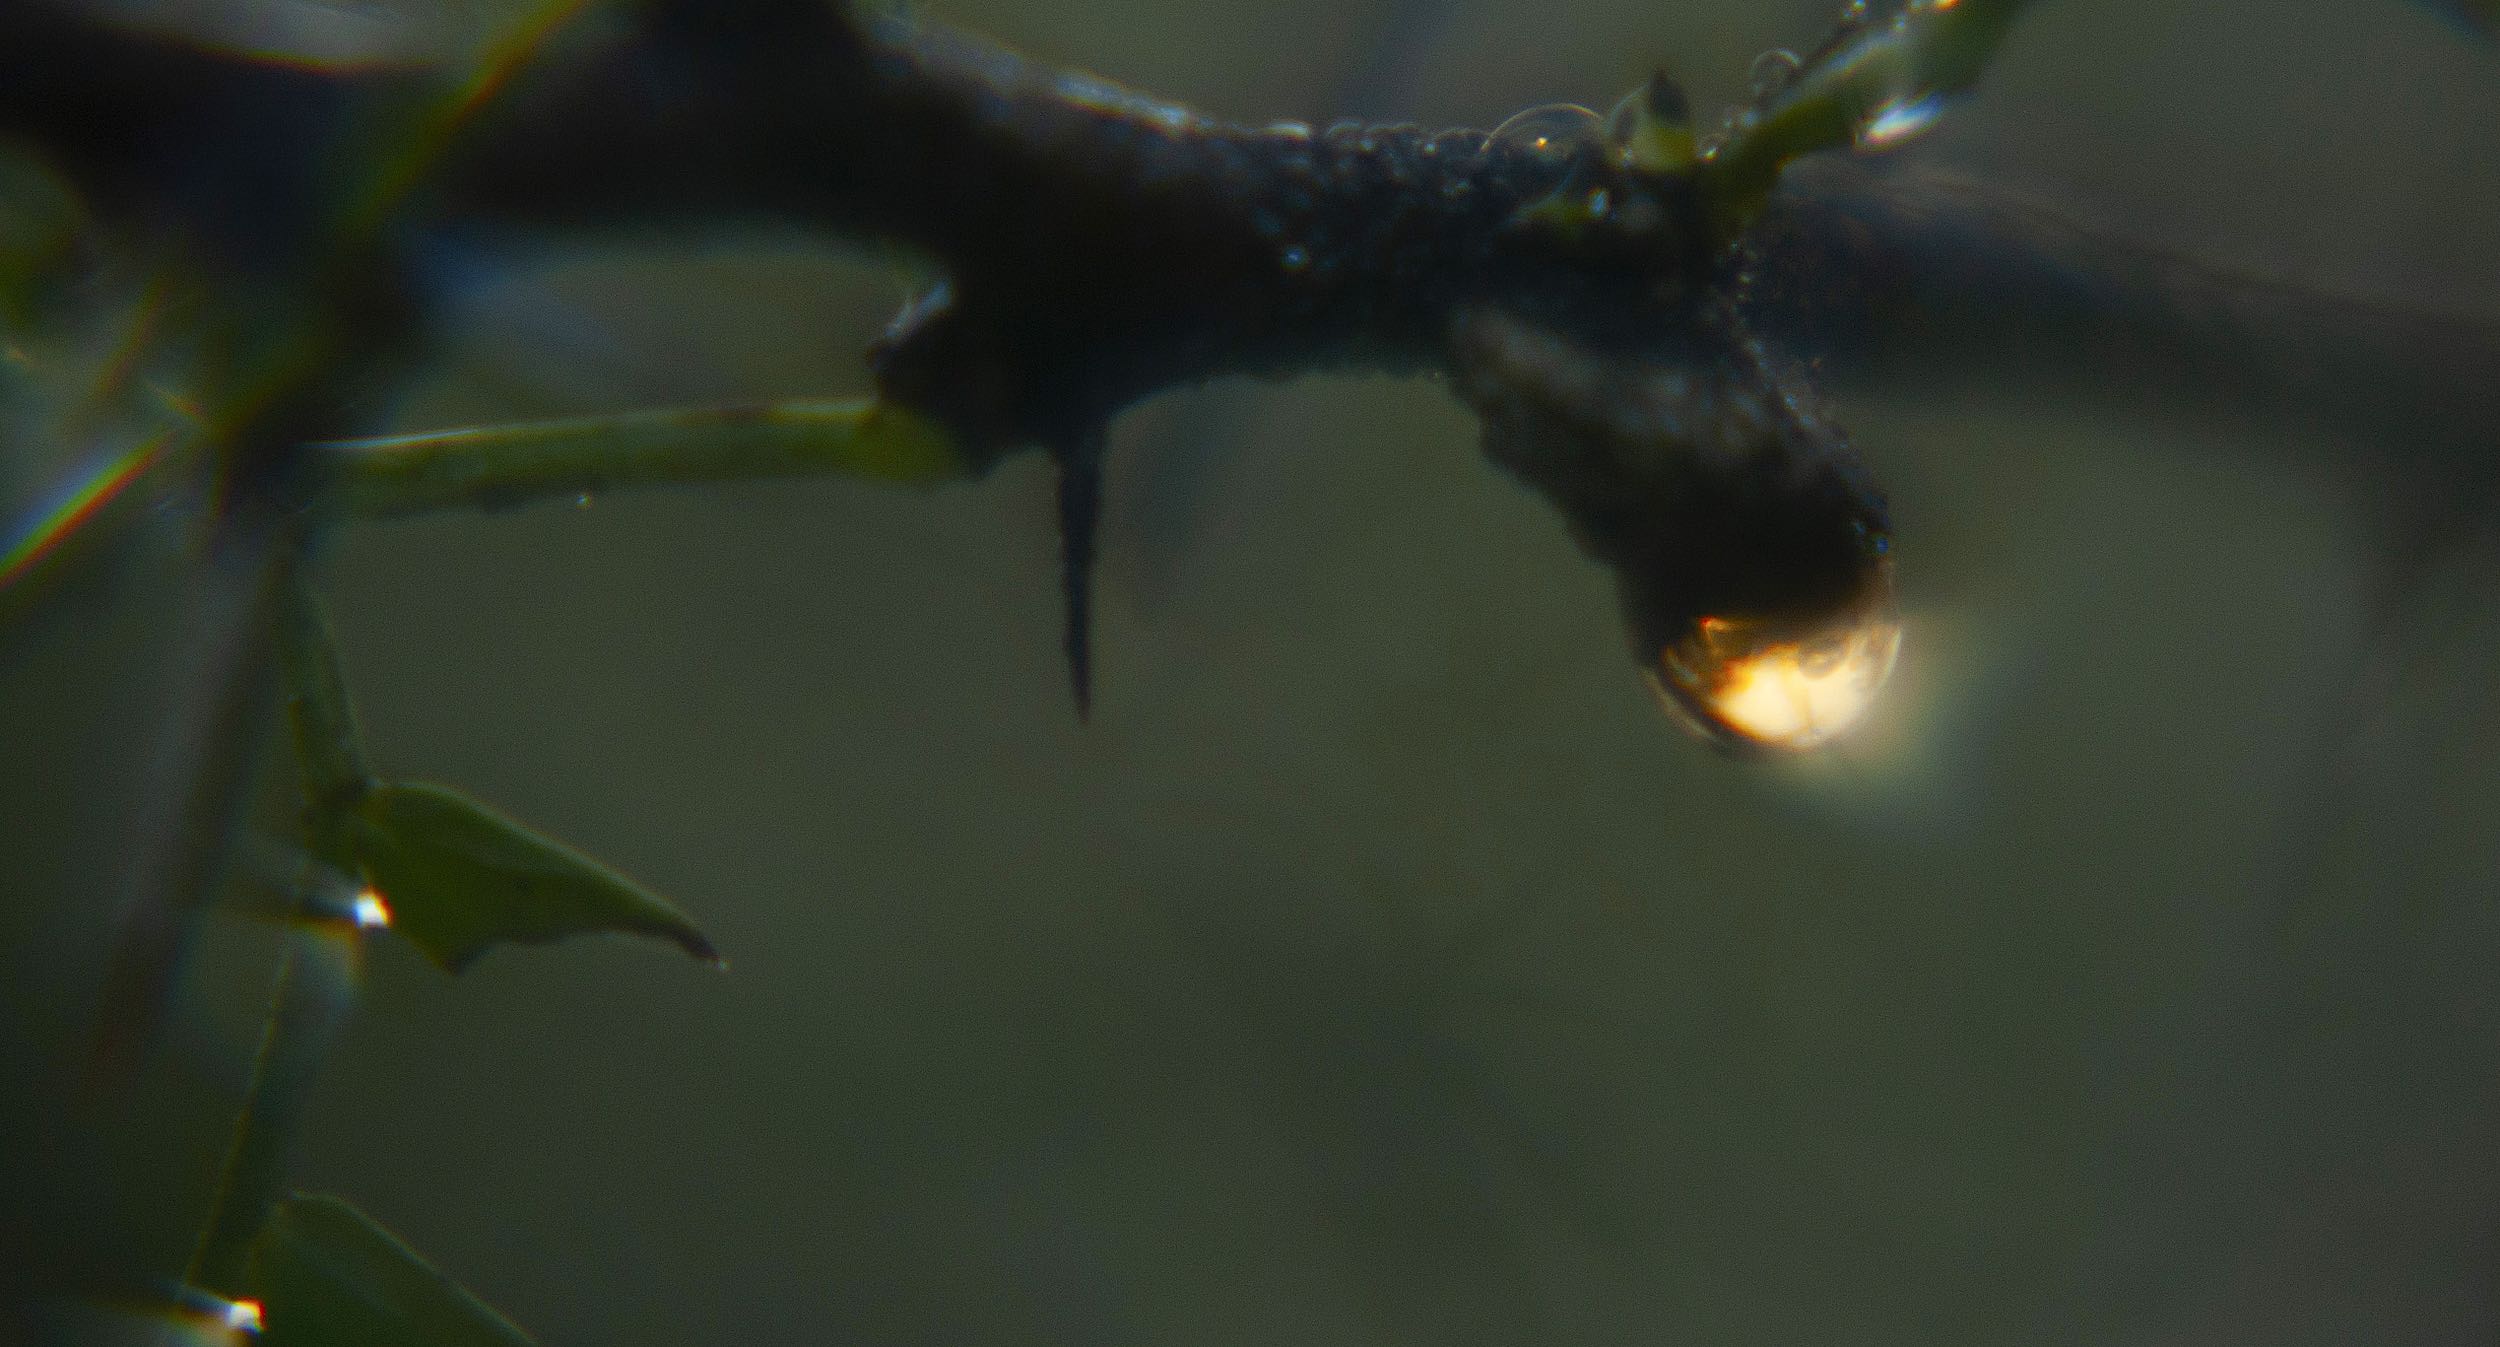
<box><xmin>434</xmin><ymin>5</ymin><xmax>1701</xmax><ymax>454</ymax></box>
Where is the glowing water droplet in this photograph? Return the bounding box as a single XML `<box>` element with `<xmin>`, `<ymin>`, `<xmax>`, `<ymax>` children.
<box><xmin>222</xmin><ymin>1300</ymin><xmax>264</xmax><ymax>1335</ymax></box>
<box><xmin>1487</xmin><ymin>103</ymin><xmax>1602</xmax><ymax>161</ymax></box>
<box><xmin>1856</xmin><ymin>94</ymin><xmax>1948</xmax><ymax>149</ymax></box>
<box><xmin>1585</xmin><ymin>188</ymin><xmax>1613</xmax><ymax>219</ymax></box>
<box><xmin>1279</xmin><ymin>245</ymin><xmax>1311</xmax><ymax>273</ymax></box>
<box><xmin>1646</xmin><ymin>594</ymin><xmax>1903</xmax><ymax>752</ymax></box>
<box><xmin>574</xmin><ymin>491</ymin><xmax>594</xmax><ymax>509</ymax></box>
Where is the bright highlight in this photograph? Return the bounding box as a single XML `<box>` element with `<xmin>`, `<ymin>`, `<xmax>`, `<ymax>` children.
<box><xmin>1857</xmin><ymin>94</ymin><xmax>1948</xmax><ymax>149</ymax></box>
<box><xmin>352</xmin><ymin>889</ymin><xmax>393</xmax><ymax>930</ymax></box>
<box><xmin>219</xmin><ymin>1298</ymin><xmax>264</xmax><ymax>1335</ymax></box>
<box><xmin>0</xmin><ymin>433</ymin><xmax>170</xmax><ymax>594</ymax></box>
<box><xmin>1651</xmin><ymin>608</ymin><xmax>1902</xmax><ymax>751</ymax></box>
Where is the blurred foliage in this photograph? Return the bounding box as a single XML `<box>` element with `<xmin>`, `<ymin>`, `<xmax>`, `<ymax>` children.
<box><xmin>248</xmin><ymin>1194</ymin><xmax>534</xmax><ymax>1347</ymax></box>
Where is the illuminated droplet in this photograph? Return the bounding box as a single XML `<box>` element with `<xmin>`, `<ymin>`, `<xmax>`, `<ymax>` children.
<box><xmin>352</xmin><ymin>889</ymin><xmax>392</xmax><ymax>930</ymax></box>
<box><xmin>1487</xmin><ymin>104</ymin><xmax>1602</xmax><ymax>161</ymax></box>
<box><xmin>222</xmin><ymin>1300</ymin><xmax>264</xmax><ymax>1335</ymax></box>
<box><xmin>1647</xmin><ymin>601</ymin><xmax>1903</xmax><ymax>752</ymax></box>
<box><xmin>574</xmin><ymin>492</ymin><xmax>594</xmax><ymax>509</ymax></box>
<box><xmin>1748</xmin><ymin>48</ymin><xmax>1804</xmax><ymax>99</ymax></box>
<box><xmin>1279</xmin><ymin>244</ymin><xmax>1311</xmax><ymax>273</ymax></box>
<box><xmin>1856</xmin><ymin>94</ymin><xmax>1948</xmax><ymax>150</ymax></box>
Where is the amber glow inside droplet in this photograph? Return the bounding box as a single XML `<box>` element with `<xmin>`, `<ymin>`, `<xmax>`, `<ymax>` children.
<box><xmin>1648</xmin><ymin>609</ymin><xmax>1902</xmax><ymax>751</ymax></box>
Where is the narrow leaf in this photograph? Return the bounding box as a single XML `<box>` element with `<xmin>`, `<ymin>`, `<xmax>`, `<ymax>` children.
<box><xmin>348</xmin><ymin>781</ymin><xmax>720</xmax><ymax>972</ymax></box>
<box><xmin>248</xmin><ymin>1193</ymin><xmax>536</xmax><ymax>1347</ymax></box>
<box><xmin>322</xmin><ymin>397</ymin><xmax>968</xmax><ymax>518</ymax></box>
<box><xmin>1706</xmin><ymin>0</ymin><xmax>2034</xmax><ymax>217</ymax></box>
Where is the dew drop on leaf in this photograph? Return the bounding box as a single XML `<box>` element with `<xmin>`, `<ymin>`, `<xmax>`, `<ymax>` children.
<box><xmin>1487</xmin><ymin>104</ymin><xmax>1602</xmax><ymax>161</ymax></box>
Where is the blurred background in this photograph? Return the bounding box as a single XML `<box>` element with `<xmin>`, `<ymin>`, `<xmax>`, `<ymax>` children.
<box><xmin>3</xmin><ymin>0</ymin><xmax>2498</xmax><ymax>1342</ymax></box>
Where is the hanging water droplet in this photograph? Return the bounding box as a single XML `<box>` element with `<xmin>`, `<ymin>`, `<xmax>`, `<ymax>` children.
<box><xmin>1279</xmin><ymin>244</ymin><xmax>1311</xmax><ymax>273</ymax></box>
<box><xmin>1487</xmin><ymin>103</ymin><xmax>1602</xmax><ymax>162</ymax></box>
<box><xmin>1646</xmin><ymin>600</ymin><xmax>1902</xmax><ymax>752</ymax></box>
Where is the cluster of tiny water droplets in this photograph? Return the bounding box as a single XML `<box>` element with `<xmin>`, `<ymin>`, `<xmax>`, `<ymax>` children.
<box><xmin>1234</xmin><ymin>117</ymin><xmax>1504</xmax><ymax>288</ymax></box>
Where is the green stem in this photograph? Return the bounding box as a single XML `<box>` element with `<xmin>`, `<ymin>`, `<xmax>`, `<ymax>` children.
<box><xmin>183</xmin><ymin>561</ymin><xmax>379</xmax><ymax>1297</ymax></box>
<box><xmin>183</xmin><ymin>925</ymin><xmax>359</xmax><ymax>1297</ymax></box>
<box><xmin>319</xmin><ymin>397</ymin><xmax>970</xmax><ymax>519</ymax></box>
<box><xmin>275</xmin><ymin>566</ymin><xmax>373</xmax><ymax>816</ymax></box>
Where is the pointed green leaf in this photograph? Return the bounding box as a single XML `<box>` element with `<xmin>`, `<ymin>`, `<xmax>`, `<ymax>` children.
<box><xmin>248</xmin><ymin>1193</ymin><xmax>536</xmax><ymax>1347</ymax></box>
<box><xmin>1705</xmin><ymin>0</ymin><xmax>2035</xmax><ymax>221</ymax></box>
<box><xmin>348</xmin><ymin>781</ymin><xmax>721</xmax><ymax>972</ymax></box>
<box><xmin>322</xmin><ymin>397</ymin><xmax>970</xmax><ymax>518</ymax></box>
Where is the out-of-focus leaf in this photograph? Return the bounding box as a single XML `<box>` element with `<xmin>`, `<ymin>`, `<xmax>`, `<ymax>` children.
<box><xmin>0</xmin><ymin>146</ymin><xmax>84</xmax><ymax>308</ymax></box>
<box><xmin>1750</xmin><ymin>157</ymin><xmax>2500</xmax><ymax>476</ymax></box>
<box><xmin>248</xmin><ymin>1193</ymin><xmax>535</xmax><ymax>1347</ymax></box>
<box><xmin>2419</xmin><ymin>0</ymin><xmax>2498</xmax><ymax>37</ymax></box>
<box><xmin>347</xmin><ymin>780</ymin><xmax>720</xmax><ymax>972</ymax></box>
<box><xmin>82</xmin><ymin>0</ymin><xmax>454</xmax><ymax>72</ymax></box>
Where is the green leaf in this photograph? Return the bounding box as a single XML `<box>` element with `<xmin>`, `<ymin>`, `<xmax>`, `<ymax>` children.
<box><xmin>322</xmin><ymin>397</ymin><xmax>970</xmax><ymax>519</ymax></box>
<box><xmin>348</xmin><ymin>780</ymin><xmax>722</xmax><ymax>972</ymax></box>
<box><xmin>0</xmin><ymin>145</ymin><xmax>83</xmax><ymax>306</ymax></box>
<box><xmin>1705</xmin><ymin>0</ymin><xmax>2034</xmax><ymax>221</ymax></box>
<box><xmin>2422</xmin><ymin>0</ymin><xmax>2499</xmax><ymax>37</ymax></box>
<box><xmin>248</xmin><ymin>1193</ymin><xmax>536</xmax><ymax>1347</ymax></box>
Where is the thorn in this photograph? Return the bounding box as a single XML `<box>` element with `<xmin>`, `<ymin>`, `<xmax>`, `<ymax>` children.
<box><xmin>1054</xmin><ymin>433</ymin><xmax>1104</xmax><ymax>722</ymax></box>
<box><xmin>1643</xmin><ymin>69</ymin><xmax>1690</xmax><ymax>125</ymax></box>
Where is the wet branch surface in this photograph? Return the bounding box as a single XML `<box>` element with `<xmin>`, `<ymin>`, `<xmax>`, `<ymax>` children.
<box><xmin>4</xmin><ymin>0</ymin><xmax>2491</xmax><ymax>1072</ymax></box>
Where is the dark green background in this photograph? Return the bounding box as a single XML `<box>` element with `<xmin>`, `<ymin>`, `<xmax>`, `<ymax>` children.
<box><xmin>5</xmin><ymin>0</ymin><xmax>2498</xmax><ymax>1342</ymax></box>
